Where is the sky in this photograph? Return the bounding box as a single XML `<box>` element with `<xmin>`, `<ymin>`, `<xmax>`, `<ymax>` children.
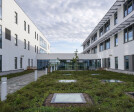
<box><xmin>15</xmin><ymin>0</ymin><xmax>116</xmax><ymax>53</ymax></box>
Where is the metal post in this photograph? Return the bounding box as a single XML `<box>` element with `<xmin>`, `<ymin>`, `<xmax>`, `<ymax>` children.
<box><xmin>35</xmin><ymin>70</ymin><xmax>37</xmax><ymax>81</ymax></box>
<box><xmin>1</xmin><ymin>77</ymin><xmax>7</xmax><ymax>101</ymax></box>
<box><xmin>50</xmin><ymin>66</ymin><xmax>53</xmax><ymax>73</ymax></box>
<box><xmin>45</xmin><ymin>68</ymin><xmax>48</xmax><ymax>75</ymax></box>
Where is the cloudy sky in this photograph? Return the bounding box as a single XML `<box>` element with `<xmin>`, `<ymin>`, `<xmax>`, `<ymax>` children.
<box><xmin>15</xmin><ymin>0</ymin><xmax>116</xmax><ymax>53</ymax></box>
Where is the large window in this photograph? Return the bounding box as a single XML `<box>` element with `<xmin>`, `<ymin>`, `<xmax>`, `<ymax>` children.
<box><xmin>99</xmin><ymin>43</ymin><xmax>104</xmax><ymax>52</ymax></box>
<box><xmin>24</xmin><ymin>39</ymin><xmax>26</xmax><ymax>49</ymax></box>
<box><xmin>124</xmin><ymin>56</ymin><xmax>129</xmax><ymax>70</ymax></box>
<box><xmin>15</xmin><ymin>34</ymin><xmax>18</xmax><ymax>46</ymax></box>
<box><xmin>91</xmin><ymin>33</ymin><xmax>97</xmax><ymax>43</ymax></box>
<box><xmin>15</xmin><ymin>57</ymin><xmax>17</xmax><ymax>69</ymax></box>
<box><xmin>104</xmin><ymin>20</ymin><xmax>110</xmax><ymax>33</ymax></box>
<box><xmin>40</xmin><ymin>48</ymin><xmax>46</xmax><ymax>54</ymax></box>
<box><xmin>91</xmin><ymin>46</ymin><xmax>97</xmax><ymax>54</ymax></box>
<box><xmin>0</xmin><ymin>0</ymin><xmax>2</xmax><ymax>19</ymax></box>
<box><xmin>105</xmin><ymin>39</ymin><xmax>110</xmax><ymax>50</ymax></box>
<box><xmin>40</xmin><ymin>37</ymin><xmax>47</xmax><ymax>50</ymax></box>
<box><xmin>0</xmin><ymin>55</ymin><xmax>2</xmax><ymax>71</ymax></box>
<box><xmin>5</xmin><ymin>28</ymin><xmax>11</xmax><ymax>40</ymax></box>
<box><xmin>15</xmin><ymin>12</ymin><xmax>18</xmax><ymax>24</ymax></box>
<box><xmin>115</xmin><ymin>57</ymin><xmax>118</xmax><ymax>69</ymax></box>
<box><xmin>124</xmin><ymin>25</ymin><xmax>133</xmax><ymax>43</ymax></box>
<box><xmin>114</xmin><ymin>12</ymin><xmax>118</xmax><ymax>25</ymax></box>
<box><xmin>87</xmin><ymin>40</ymin><xmax>90</xmax><ymax>46</ymax></box>
<box><xmin>99</xmin><ymin>27</ymin><xmax>103</xmax><ymax>37</ymax></box>
<box><xmin>124</xmin><ymin>0</ymin><xmax>134</xmax><ymax>17</ymax></box>
<box><xmin>0</xmin><ymin>25</ymin><xmax>2</xmax><ymax>48</ymax></box>
<box><xmin>114</xmin><ymin>34</ymin><xmax>118</xmax><ymax>46</ymax></box>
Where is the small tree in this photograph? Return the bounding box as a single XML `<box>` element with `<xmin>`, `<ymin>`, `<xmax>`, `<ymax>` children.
<box><xmin>71</xmin><ymin>49</ymin><xmax>79</xmax><ymax>70</ymax></box>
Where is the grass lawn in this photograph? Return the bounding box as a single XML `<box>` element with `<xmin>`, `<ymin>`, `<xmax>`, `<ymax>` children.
<box><xmin>0</xmin><ymin>70</ymin><xmax>134</xmax><ymax>112</ymax></box>
<box><xmin>0</xmin><ymin>70</ymin><xmax>34</xmax><ymax>80</ymax></box>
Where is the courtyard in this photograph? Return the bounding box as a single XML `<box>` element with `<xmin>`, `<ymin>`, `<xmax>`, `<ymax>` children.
<box><xmin>0</xmin><ymin>70</ymin><xmax>134</xmax><ymax>112</ymax></box>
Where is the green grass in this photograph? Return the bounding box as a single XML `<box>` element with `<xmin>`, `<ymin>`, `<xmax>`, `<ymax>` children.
<box><xmin>0</xmin><ymin>70</ymin><xmax>134</xmax><ymax>112</ymax></box>
<box><xmin>0</xmin><ymin>70</ymin><xmax>34</xmax><ymax>80</ymax></box>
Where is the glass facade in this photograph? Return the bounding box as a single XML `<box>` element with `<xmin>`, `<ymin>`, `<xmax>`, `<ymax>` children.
<box><xmin>124</xmin><ymin>56</ymin><xmax>129</xmax><ymax>70</ymax></box>
<box><xmin>40</xmin><ymin>37</ymin><xmax>47</xmax><ymax>50</ymax></box>
<box><xmin>37</xmin><ymin>59</ymin><xmax>101</xmax><ymax>70</ymax></box>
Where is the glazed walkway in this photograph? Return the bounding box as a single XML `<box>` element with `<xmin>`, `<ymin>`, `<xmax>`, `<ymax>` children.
<box><xmin>0</xmin><ymin>71</ymin><xmax>45</xmax><ymax>95</ymax></box>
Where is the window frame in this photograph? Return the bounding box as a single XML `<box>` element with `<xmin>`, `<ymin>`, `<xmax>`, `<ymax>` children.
<box><xmin>15</xmin><ymin>34</ymin><xmax>18</xmax><ymax>46</ymax></box>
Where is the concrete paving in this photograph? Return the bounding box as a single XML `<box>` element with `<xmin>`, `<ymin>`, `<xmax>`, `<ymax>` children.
<box><xmin>0</xmin><ymin>70</ymin><xmax>45</xmax><ymax>95</ymax></box>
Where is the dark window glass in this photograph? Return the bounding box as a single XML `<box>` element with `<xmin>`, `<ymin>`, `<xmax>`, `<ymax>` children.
<box><xmin>5</xmin><ymin>28</ymin><xmax>11</xmax><ymax>40</ymax></box>
<box><xmin>104</xmin><ymin>20</ymin><xmax>110</xmax><ymax>33</ymax></box>
<box><xmin>24</xmin><ymin>39</ymin><xmax>26</xmax><ymax>49</ymax></box>
<box><xmin>114</xmin><ymin>12</ymin><xmax>118</xmax><ymax>25</ymax></box>
<box><xmin>15</xmin><ymin>57</ymin><xmax>17</xmax><ymax>69</ymax></box>
<box><xmin>35</xmin><ymin>45</ymin><xmax>36</xmax><ymax>52</ymax></box>
<box><xmin>114</xmin><ymin>34</ymin><xmax>118</xmax><ymax>46</ymax></box>
<box><xmin>106</xmin><ymin>39</ymin><xmax>110</xmax><ymax>50</ymax></box>
<box><xmin>37</xmin><ymin>34</ymin><xmax>38</xmax><ymax>40</ymax></box>
<box><xmin>31</xmin><ymin>59</ymin><xmax>33</xmax><ymax>67</ymax></box>
<box><xmin>124</xmin><ymin>25</ymin><xmax>133</xmax><ymax>43</ymax></box>
<box><xmin>28</xmin><ymin>25</ymin><xmax>30</xmax><ymax>33</ymax></box>
<box><xmin>0</xmin><ymin>25</ymin><xmax>2</xmax><ymax>48</ymax></box>
<box><xmin>15</xmin><ymin>12</ymin><xmax>18</xmax><ymax>24</ymax></box>
<box><xmin>28</xmin><ymin>41</ymin><xmax>30</xmax><ymax>50</ymax></box>
<box><xmin>115</xmin><ymin>57</ymin><xmax>118</xmax><ymax>69</ymax></box>
<box><xmin>128</xmin><ymin>26</ymin><xmax>133</xmax><ymax>41</ymax></box>
<box><xmin>99</xmin><ymin>43</ymin><xmax>104</xmax><ymax>52</ymax></box>
<box><xmin>124</xmin><ymin>56</ymin><xmax>129</xmax><ymax>70</ymax></box>
<box><xmin>24</xmin><ymin>21</ymin><xmax>26</xmax><ymax>31</ymax></box>
<box><xmin>0</xmin><ymin>55</ymin><xmax>2</xmax><ymax>71</ymax></box>
<box><xmin>99</xmin><ymin>27</ymin><xmax>103</xmax><ymax>37</ymax></box>
<box><xmin>28</xmin><ymin>59</ymin><xmax>30</xmax><ymax>67</ymax></box>
<box><xmin>20</xmin><ymin>58</ymin><xmax>23</xmax><ymax>68</ymax></box>
<box><xmin>124</xmin><ymin>0</ymin><xmax>133</xmax><ymax>17</ymax></box>
<box><xmin>15</xmin><ymin>34</ymin><xmax>18</xmax><ymax>46</ymax></box>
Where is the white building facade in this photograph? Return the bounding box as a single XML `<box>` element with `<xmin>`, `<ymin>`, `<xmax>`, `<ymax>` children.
<box><xmin>83</xmin><ymin>0</ymin><xmax>134</xmax><ymax>72</ymax></box>
<box><xmin>0</xmin><ymin>0</ymin><xmax>50</xmax><ymax>73</ymax></box>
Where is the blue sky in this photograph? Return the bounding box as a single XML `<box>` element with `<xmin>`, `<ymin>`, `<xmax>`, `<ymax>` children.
<box><xmin>15</xmin><ymin>0</ymin><xmax>116</xmax><ymax>53</ymax></box>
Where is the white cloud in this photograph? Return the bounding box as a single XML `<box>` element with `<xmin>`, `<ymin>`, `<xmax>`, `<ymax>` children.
<box><xmin>15</xmin><ymin>0</ymin><xmax>116</xmax><ymax>53</ymax></box>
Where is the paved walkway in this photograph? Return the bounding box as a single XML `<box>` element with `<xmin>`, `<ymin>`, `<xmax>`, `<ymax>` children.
<box><xmin>0</xmin><ymin>70</ymin><xmax>45</xmax><ymax>95</ymax></box>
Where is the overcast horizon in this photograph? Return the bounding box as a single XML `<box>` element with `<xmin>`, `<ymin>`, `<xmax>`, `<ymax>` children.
<box><xmin>15</xmin><ymin>0</ymin><xmax>116</xmax><ymax>53</ymax></box>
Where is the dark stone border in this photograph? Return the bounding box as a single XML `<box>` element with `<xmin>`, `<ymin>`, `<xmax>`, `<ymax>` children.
<box><xmin>43</xmin><ymin>93</ymin><xmax>94</xmax><ymax>107</ymax></box>
<box><xmin>125</xmin><ymin>92</ymin><xmax>134</xmax><ymax>99</ymax></box>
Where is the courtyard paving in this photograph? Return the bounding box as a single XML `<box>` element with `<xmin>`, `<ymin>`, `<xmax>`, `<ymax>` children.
<box><xmin>0</xmin><ymin>70</ymin><xmax>45</xmax><ymax>95</ymax></box>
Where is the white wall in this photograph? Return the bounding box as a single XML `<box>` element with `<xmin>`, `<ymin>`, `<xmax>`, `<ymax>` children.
<box><xmin>0</xmin><ymin>0</ymin><xmax>50</xmax><ymax>72</ymax></box>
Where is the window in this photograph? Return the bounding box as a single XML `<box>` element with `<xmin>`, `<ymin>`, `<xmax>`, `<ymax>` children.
<box><xmin>37</xmin><ymin>46</ymin><xmax>38</xmax><ymax>54</ymax></box>
<box><xmin>0</xmin><ymin>25</ymin><xmax>2</xmax><ymax>48</ymax></box>
<box><xmin>15</xmin><ymin>57</ymin><xmax>17</xmax><ymax>69</ymax></box>
<box><xmin>104</xmin><ymin>20</ymin><xmax>110</xmax><ymax>33</ymax></box>
<box><xmin>35</xmin><ymin>45</ymin><xmax>36</xmax><ymax>52</ymax></box>
<box><xmin>124</xmin><ymin>25</ymin><xmax>133</xmax><ymax>43</ymax></box>
<box><xmin>105</xmin><ymin>39</ymin><xmax>110</xmax><ymax>50</ymax></box>
<box><xmin>40</xmin><ymin>37</ymin><xmax>47</xmax><ymax>50</ymax></box>
<box><xmin>0</xmin><ymin>0</ymin><xmax>2</xmax><ymax>19</ymax></box>
<box><xmin>20</xmin><ymin>58</ymin><xmax>23</xmax><ymax>68</ymax></box>
<box><xmin>28</xmin><ymin>25</ymin><xmax>30</xmax><ymax>33</ymax></box>
<box><xmin>35</xmin><ymin>32</ymin><xmax>36</xmax><ymax>39</ymax></box>
<box><xmin>124</xmin><ymin>56</ymin><xmax>129</xmax><ymax>70</ymax></box>
<box><xmin>124</xmin><ymin>0</ymin><xmax>133</xmax><ymax>17</ymax></box>
<box><xmin>108</xmin><ymin>58</ymin><xmax>110</xmax><ymax>68</ymax></box>
<box><xmin>31</xmin><ymin>59</ymin><xmax>33</xmax><ymax>67</ymax></box>
<box><xmin>0</xmin><ymin>55</ymin><xmax>2</xmax><ymax>71</ymax></box>
<box><xmin>115</xmin><ymin>57</ymin><xmax>118</xmax><ymax>69</ymax></box>
<box><xmin>5</xmin><ymin>28</ymin><xmax>11</xmax><ymax>40</ymax></box>
<box><xmin>24</xmin><ymin>21</ymin><xmax>26</xmax><ymax>31</ymax></box>
<box><xmin>28</xmin><ymin>41</ymin><xmax>30</xmax><ymax>50</ymax></box>
<box><xmin>28</xmin><ymin>59</ymin><xmax>30</xmax><ymax>67</ymax></box>
<box><xmin>114</xmin><ymin>34</ymin><xmax>118</xmax><ymax>46</ymax></box>
<box><xmin>114</xmin><ymin>12</ymin><xmax>118</xmax><ymax>25</ymax></box>
<box><xmin>99</xmin><ymin>43</ymin><xmax>104</xmax><ymax>52</ymax></box>
<box><xmin>99</xmin><ymin>27</ymin><xmax>103</xmax><ymax>37</ymax></box>
<box><xmin>91</xmin><ymin>46</ymin><xmax>97</xmax><ymax>54</ymax></box>
<box><xmin>24</xmin><ymin>39</ymin><xmax>26</xmax><ymax>49</ymax></box>
<box><xmin>40</xmin><ymin>48</ymin><xmax>46</xmax><ymax>53</ymax></box>
<box><xmin>15</xmin><ymin>34</ymin><xmax>18</xmax><ymax>46</ymax></box>
<box><xmin>15</xmin><ymin>12</ymin><xmax>18</xmax><ymax>24</ymax></box>
<box><xmin>91</xmin><ymin>33</ymin><xmax>97</xmax><ymax>43</ymax></box>
<box><xmin>87</xmin><ymin>40</ymin><xmax>90</xmax><ymax>46</ymax></box>
<box><xmin>37</xmin><ymin>34</ymin><xmax>38</xmax><ymax>40</ymax></box>
<box><xmin>83</xmin><ymin>45</ymin><xmax>85</xmax><ymax>50</ymax></box>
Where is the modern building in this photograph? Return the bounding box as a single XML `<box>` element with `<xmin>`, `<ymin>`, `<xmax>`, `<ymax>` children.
<box><xmin>82</xmin><ymin>0</ymin><xmax>134</xmax><ymax>72</ymax></box>
<box><xmin>0</xmin><ymin>0</ymin><xmax>50</xmax><ymax>74</ymax></box>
